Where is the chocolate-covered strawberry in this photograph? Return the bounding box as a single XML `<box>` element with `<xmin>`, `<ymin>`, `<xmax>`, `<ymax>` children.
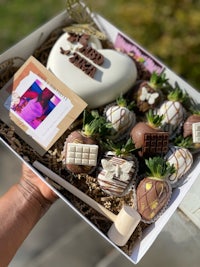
<box><xmin>130</xmin><ymin>110</ymin><xmax>169</xmax><ymax>157</ymax></box>
<box><xmin>157</xmin><ymin>83</ymin><xmax>187</xmax><ymax>138</ymax></box>
<box><xmin>164</xmin><ymin>136</ymin><xmax>193</xmax><ymax>187</ymax></box>
<box><xmin>134</xmin><ymin>71</ymin><xmax>168</xmax><ymax>113</ymax></box>
<box><xmin>136</xmin><ymin>157</ymin><xmax>174</xmax><ymax>222</ymax></box>
<box><xmin>62</xmin><ymin>110</ymin><xmax>111</xmax><ymax>174</ymax></box>
<box><xmin>97</xmin><ymin>138</ymin><xmax>138</xmax><ymax>196</ymax></box>
<box><xmin>105</xmin><ymin>95</ymin><xmax>136</xmax><ymax>141</ymax></box>
<box><xmin>183</xmin><ymin>109</ymin><xmax>200</xmax><ymax>138</ymax></box>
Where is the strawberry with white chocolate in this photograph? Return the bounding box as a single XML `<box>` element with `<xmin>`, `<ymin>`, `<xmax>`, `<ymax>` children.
<box><xmin>97</xmin><ymin>138</ymin><xmax>138</xmax><ymax>197</ymax></box>
<box><xmin>104</xmin><ymin>95</ymin><xmax>136</xmax><ymax>141</ymax></box>
<box><xmin>136</xmin><ymin>157</ymin><xmax>174</xmax><ymax>222</ymax></box>
<box><xmin>157</xmin><ymin>83</ymin><xmax>188</xmax><ymax>138</ymax></box>
<box><xmin>164</xmin><ymin>136</ymin><xmax>193</xmax><ymax>187</ymax></box>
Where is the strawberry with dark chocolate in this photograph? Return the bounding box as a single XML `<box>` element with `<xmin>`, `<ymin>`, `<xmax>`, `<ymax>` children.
<box><xmin>136</xmin><ymin>157</ymin><xmax>174</xmax><ymax>222</ymax></box>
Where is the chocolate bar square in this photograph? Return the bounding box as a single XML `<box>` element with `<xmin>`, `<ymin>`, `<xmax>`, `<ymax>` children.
<box><xmin>142</xmin><ymin>132</ymin><xmax>169</xmax><ymax>156</ymax></box>
<box><xmin>66</xmin><ymin>143</ymin><xmax>98</xmax><ymax>166</ymax></box>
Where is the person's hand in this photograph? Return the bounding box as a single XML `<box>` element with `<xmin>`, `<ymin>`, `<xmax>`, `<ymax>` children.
<box><xmin>19</xmin><ymin>163</ymin><xmax>58</xmax><ymax>205</ymax></box>
<box><xmin>0</xmin><ymin>163</ymin><xmax>58</xmax><ymax>266</ymax></box>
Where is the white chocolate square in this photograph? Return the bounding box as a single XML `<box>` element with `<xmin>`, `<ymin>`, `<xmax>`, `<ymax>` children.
<box><xmin>67</xmin><ymin>158</ymin><xmax>75</xmax><ymax>164</ymax></box>
<box><xmin>76</xmin><ymin>146</ymin><xmax>82</xmax><ymax>152</ymax></box>
<box><xmin>68</xmin><ymin>151</ymin><xmax>75</xmax><ymax>157</ymax></box>
<box><xmin>66</xmin><ymin>143</ymin><xmax>98</xmax><ymax>166</ymax></box>
<box><xmin>82</xmin><ymin>159</ymin><xmax>89</xmax><ymax>165</ymax></box>
<box><xmin>89</xmin><ymin>160</ymin><xmax>96</xmax><ymax>165</ymax></box>
<box><xmin>69</xmin><ymin>145</ymin><xmax>76</xmax><ymax>151</ymax></box>
<box><xmin>76</xmin><ymin>152</ymin><xmax>82</xmax><ymax>158</ymax></box>
<box><xmin>75</xmin><ymin>158</ymin><xmax>82</xmax><ymax>164</ymax></box>
<box><xmin>192</xmin><ymin>122</ymin><xmax>200</xmax><ymax>143</ymax></box>
<box><xmin>89</xmin><ymin>154</ymin><xmax>95</xmax><ymax>159</ymax></box>
<box><xmin>90</xmin><ymin>147</ymin><xmax>97</xmax><ymax>153</ymax></box>
<box><xmin>83</xmin><ymin>146</ymin><xmax>90</xmax><ymax>153</ymax></box>
<box><xmin>82</xmin><ymin>153</ymin><xmax>89</xmax><ymax>159</ymax></box>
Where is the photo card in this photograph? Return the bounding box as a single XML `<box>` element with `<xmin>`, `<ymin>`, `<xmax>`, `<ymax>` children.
<box><xmin>0</xmin><ymin>56</ymin><xmax>87</xmax><ymax>155</ymax></box>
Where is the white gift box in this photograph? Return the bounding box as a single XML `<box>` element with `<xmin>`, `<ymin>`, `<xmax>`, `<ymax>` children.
<box><xmin>1</xmin><ymin>10</ymin><xmax>200</xmax><ymax>264</ymax></box>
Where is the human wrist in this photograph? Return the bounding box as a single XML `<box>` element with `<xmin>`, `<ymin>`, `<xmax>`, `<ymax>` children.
<box><xmin>21</xmin><ymin>163</ymin><xmax>58</xmax><ymax>203</ymax></box>
<box><xmin>17</xmin><ymin>178</ymin><xmax>53</xmax><ymax>216</ymax></box>
<box><xmin>0</xmin><ymin>180</ymin><xmax>53</xmax><ymax>267</ymax></box>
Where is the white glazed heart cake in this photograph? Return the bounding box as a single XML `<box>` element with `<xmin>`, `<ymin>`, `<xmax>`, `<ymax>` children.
<box><xmin>47</xmin><ymin>32</ymin><xmax>137</xmax><ymax>108</ymax></box>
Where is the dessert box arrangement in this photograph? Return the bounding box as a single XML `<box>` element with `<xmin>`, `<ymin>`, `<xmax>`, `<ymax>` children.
<box><xmin>1</xmin><ymin>1</ymin><xmax>200</xmax><ymax>264</ymax></box>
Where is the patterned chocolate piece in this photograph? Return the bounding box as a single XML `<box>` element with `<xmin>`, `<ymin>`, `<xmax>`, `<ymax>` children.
<box><xmin>66</xmin><ymin>143</ymin><xmax>98</xmax><ymax>166</ymax></box>
<box><xmin>192</xmin><ymin>122</ymin><xmax>200</xmax><ymax>143</ymax></box>
<box><xmin>142</xmin><ymin>132</ymin><xmax>169</xmax><ymax>156</ymax></box>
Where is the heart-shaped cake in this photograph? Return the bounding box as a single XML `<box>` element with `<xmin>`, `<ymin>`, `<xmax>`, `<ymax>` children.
<box><xmin>47</xmin><ymin>33</ymin><xmax>137</xmax><ymax>108</ymax></box>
